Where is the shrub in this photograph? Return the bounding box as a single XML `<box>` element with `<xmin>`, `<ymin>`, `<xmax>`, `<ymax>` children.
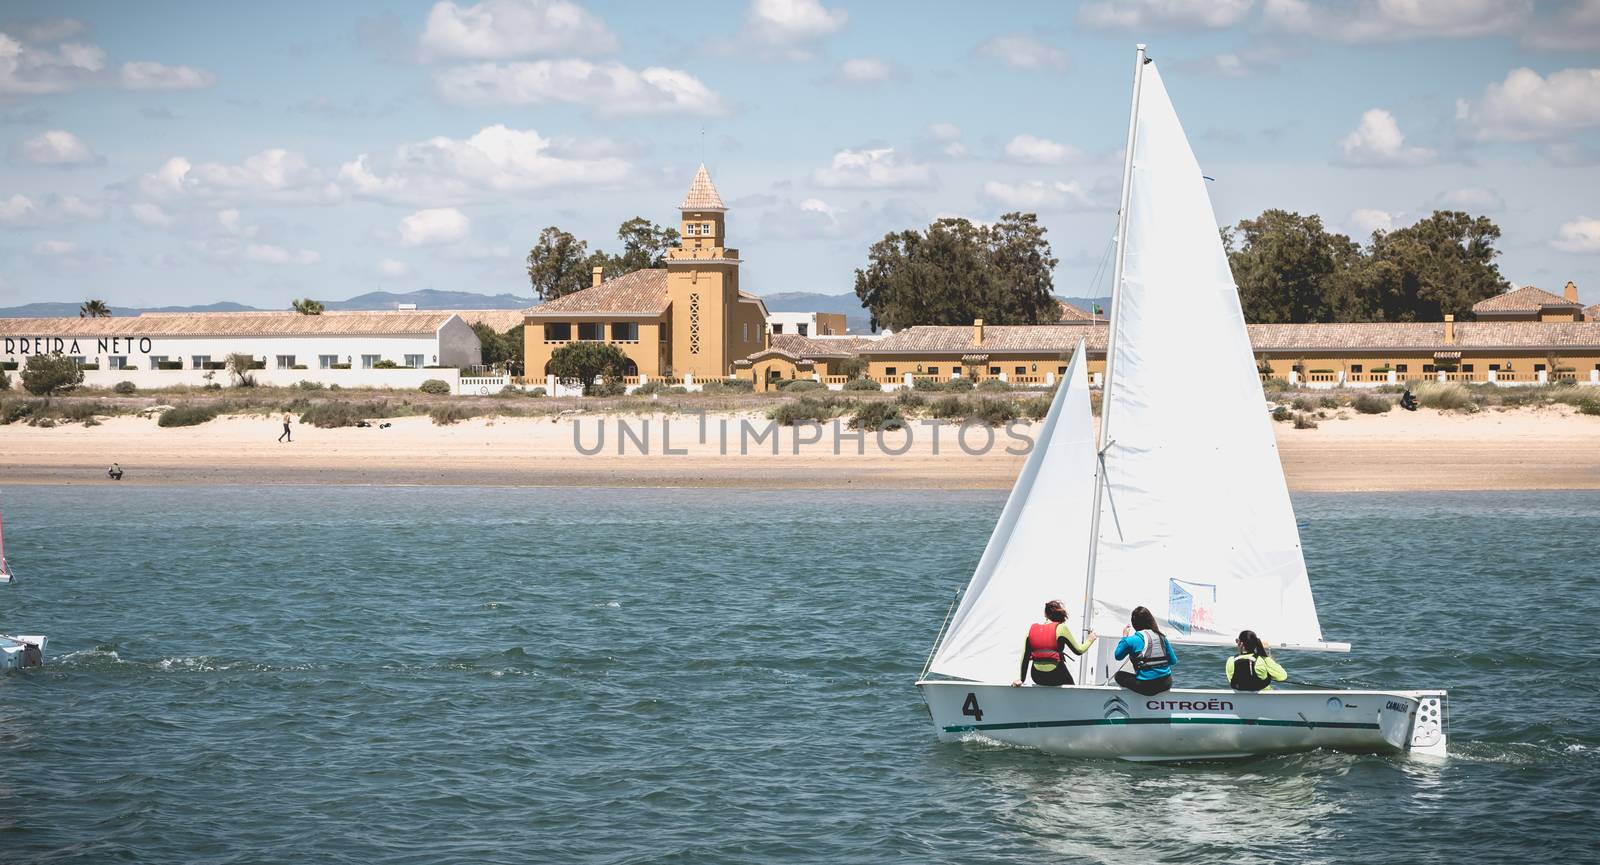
<box><xmin>0</xmin><ymin>367</ymin><xmax>10</xmax><ymax>391</ymax></box>
<box><xmin>1293</xmin><ymin>412</ymin><xmax>1319</xmax><ymax>429</ymax></box>
<box><xmin>968</xmin><ymin>398</ymin><xmax>1020</xmax><ymax>426</ymax></box>
<box><xmin>944</xmin><ymin>377</ymin><xmax>975</xmax><ymax>391</ymax></box>
<box><xmin>2</xmin><ymin>399</ymin><xmax>42</xmax><ymax>424</ymax></box>
<box><xmin>849</xmin><ymin>402</ymin><xmax>905</xmax><ymax>431</ymax></box>
<box><xmin>29</xmin><ymin>416</ymin><xmax>55</xmax><ymax>428</ymax></box>
<box><xmin>373</xmin><ymin>359</ymin><xmax>401</xmax><ymax>369</ymax></box>
<box><xmin>769</xmin><ymin>397</ymin><xmax>832</xmax><ymax>426</ymax></box>
<box><xmin>1272</xmin><ymin>406</ymin><xmax>1292</xmax><ymax>423</ymax></box>
<box><xmin>976</xmin><ymin>379</ymin><xmax>1011</xmax><ymax>392</ymax></box>
<box><xmin>527</xmin><ymin>387</ymin><xmax>547</xmax><ymax>397</ymax></box>
<box><xmin>298</xmin><ymin>381</ymin><xmax>325</xmax><ymax>391</ymax></box>
<box><xmin>1416</xmin><ymin>382</ymin><xmax>1471</xmax><ymax>411</ymax></box>
<box><xmin>419</xmin><ymin>379</ymin><xmax>452</xmax><ymax>395</ymax></box>
<box><xmin>226</xmin><ymin>353</ymin><xmax>259</xmax><ymax>387</ymax></box>
<box><xmin>1021</xmin><ymin>396</ymin><xmax>1052</xmax><ymax>420</ymax></box>
<box><xmin>298</xmin><ymin>400</ymin><xmax>396</xmax><ymax>428</ymax></box>
<box><xmin>842</xmin><ymin>377</ymin><xmax>881</xmax><ymax>392</ymax></box>
<box><xmin>701</xmin><ymin>378</ymin><xmax>754</xmax><ymax>394</ymax></box>
<box><xmin>58</xmin><ymin>401</ymin><xmax>112</xmax><ymax>424</ymax></box>
<box><xmin>158</xmin><ymin>404</ymin><xmax>221</xmax><ymax>427</ymax></box>
<box><xmin>21</xmin><ymin>354</ymin><xmax>83</xmax><ymax>396</ymax></box>
<box><xmin>1352</xmin><ymin>394</ymin><xmax>1391</xmax><ymax>414</ymax></box>
<box><xmin>912</xmin><ymin>378</ymin><xmax>947</xmax><ymax>392</ymax></box>
<box><xmin>895</xmin><ymin>389</ymin><xmax>926</xmax><ymax>408</ymax></box>
<box><xmin>930</xmin><ymin>395</ymin><xmax>968</xmax><ymax>419</ymax></box>
<box><xmin>1319</xmin><ymin>396</ymin><xmax>1340</xmax><ymax>409</ymax></box>
<box><xmin>633</xmin><ymin>380</ymin><xmax>668</xmax><ymax>396</ymax></box>
<box><xmin>591</xmin><ymin>377</ymin><xmax>626</xmax><ymax>397</ymax></box>
<box><xmin>430</xmin><ymin>404</ymin><xmax>471</xmax><ymax>425</ymax></box>
<box><xmin>1578</xmin><ymin>397</ymin><xmax>1600</xmax><ymax>417</ymax></box>
<box><xmin>113</xmin><ymin>381</ymin><xmax>137</xmax><ymax>395</ymax></box>
<box><xmin>1291</xmin><ymin>396</ymin><xmax>1315</xmax><ymax>411</ymax></box>
<box><xmin>776</xmin><ymin>378</ymin><xmax>824</xmax><ymax>392</ymax></box>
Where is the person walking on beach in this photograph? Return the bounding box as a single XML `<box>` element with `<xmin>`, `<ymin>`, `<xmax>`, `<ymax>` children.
<box><xmin>1113</xmin><ymin>606</ymin><xmax>1176</xmax><ymax>696</ymax></box>
<box><xmin>278</xmin><ymin>412</ymin><xmax>293</xmax><ymax>443</ymax></box>
<box><xmin>1012</xmin><ymin>600</ymin><xmax>1095</xmax><ymax>687</ymax></box>
<box><xmin>1226</xmin><ymin>630</ymin><xmax>1287</xmax><ymax>691</ymax></box>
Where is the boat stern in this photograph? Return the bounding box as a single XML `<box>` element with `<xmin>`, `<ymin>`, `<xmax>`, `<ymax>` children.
<box><xmin>0</xmin><ymin>634</ymin><xmax>46</xmax><ymax>672</ymax></box>
<box><xmin>1378</xmin><ymin>690</ymin><xmax>1448</xmax><ymax>759</ymax></box>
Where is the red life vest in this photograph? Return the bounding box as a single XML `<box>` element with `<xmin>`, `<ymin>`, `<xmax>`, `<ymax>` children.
<box><xmin>1027</xmin><ymin>622</ymin><xmax>1062</xmax><ymax>663</ymax></box>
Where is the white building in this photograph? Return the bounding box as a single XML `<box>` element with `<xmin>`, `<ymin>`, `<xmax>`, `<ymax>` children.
<box><xmin>767</xmin><ymin>311</ymin><xmax>849</xmax><ymax>337</ymax></box>
<box><xmin>1</xmin><ymin>311</ymin><xmax>481</xmax><ymax>390</ymax></box>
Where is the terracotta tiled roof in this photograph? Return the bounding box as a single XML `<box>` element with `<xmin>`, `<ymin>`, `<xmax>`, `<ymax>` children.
<box><xmin>445</xmin><ymin>309</ymin><xmax>527</xmax><ymax>332</ymax></box>
<box><xmin>523</xmin><ymin>269</ymin><xmax>669</xmax><ymax>316</ymax></box>
<box><xmin>1471</xmin><ymin>285</ymin><xmax>1582</xmax><ymax>314</ymax></box>
<box><xmin>866</xmin><ymin>324</ymin><xmax>1108</xmax><ymax>354</ymax></box>
<box><xmin>0</xmin><ymin>311</ymin><xmax>459</xmax><ymax>337</ymax></box>
<box><xmin>1247</xmin><ymin>321</ymin><xmax>1600</xmax><ymax>350</ymax></box>
<box><xmin>1057</xmin><ymin>300</ymin><xmax>1094</xmax><ymax>322</ymax></box>
<box><xmin>679</xmin><ymin>164</ymin><xmax>726</xmax><ymax>211</ymax></box>
<box><xmin>764</xmin><ymin>333</ymin><xmax>860</xmax><ymax>358</ymax></box>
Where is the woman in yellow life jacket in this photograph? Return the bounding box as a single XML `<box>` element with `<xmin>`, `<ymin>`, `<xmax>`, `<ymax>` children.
<box><xmin>1012</xmin><ymin>600</ymin><xmax>1095</xmax><ymax>687</ymax></box>
<box><xmin>1226</xmin><ymin>630</ymin><xmax>1287</xmax><ymax>691</ymax></box>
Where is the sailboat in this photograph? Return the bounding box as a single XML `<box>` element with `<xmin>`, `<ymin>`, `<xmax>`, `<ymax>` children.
<box><xmin>0</xmin><ymin>498</ymin><xmax>46</xmax><ymax>672</ymax></box>
<box><xmin>0</xmin><ymin>496</ymin><xmax>13</xmax><ymax>582</ymax></box>
<box><xmin>915</xmin><ymin>46</ymin><xmax>1447</xmax><ymax>761</ymax></box>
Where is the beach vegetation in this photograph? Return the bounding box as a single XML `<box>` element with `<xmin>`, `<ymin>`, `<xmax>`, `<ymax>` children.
<box><xmin>977</xmin><ymin>379</ymin><xmax>1012</xmax><ymax>392</ymax></box>
<box><xmin>298</xmin><ymin>400</ymin><xmax>403</xmax><ymax>428</ymax></box>
<box><xmin>0</xmin><ymin>366</ymin><xmax>9</xmax><ymax>391</ymax></box>
<box><xmin>1319</xmin><ymin>395</ymin><xmax>1341</xmax><ymax>409</ymax></box>
<box><xmin>700</xmin><ymin>378</ymin><xmax>754</xmax><ymax>395</ymax></box>
<box><xmin>1352</xmin><ymin>393</ymin><xmax>1391</xmax><ymax>414</ymax></box>
<box><xmin>1272</xmin><ymin>406</ymin><xmax>1292</xmax><ymax>422</ymax></box>
<box><xmin>113</xmin><ymin>381</ymin><xmax>137</xmax><ymax>395</ymax></box>
<box><xmin>1021</xmin><ymin>396</ymin><xmax>1052</xmax><ymax>420</ymax></box>
<box><xmin>21</xmin><ymin>353</ymin><xmax>84</xmax><ymax>396</ymax></box>
<box><xmin>548</xmin><ymin>342</ymin><xmax>628</xmax><ymax>396</ymax></box>
<box><xmin>1</xmin><ymin>399</ymin><xmax>42</xmax><ymax>424</ymax></box>
<box><xmin>419</xmin><ymin>379</ymin><xmax>452</xmax><ymax>395</ymax></box>
<box><xmin>227</xmin><ymin>353</ymin><xmax>259</xmax><ymax>387</ymax></box>
<box><xmin>929</xmin><ymin>395</ymin><xmax>968</xmax><ymax>419</ymax></box>
<box><xmin>840</xmin><ymin>357</ymin><xmax>869</xmax><ymax>379</ymax></box>
<box><xmin>968</xmin><ymin>398</ymin><xmax>1021</xmax><ymax>426</ymax></box>
<box><xmin>841</xmin><ymin>377</ymin><xmax>881</xmax><ymax>391</ymax></box>
<box><xmin>769</xmin><ymin>396</ymin><xmax>851</xmax><ymax>426</ymax></box>
<box><xmin>1415</xmin><ymin>382</ymin><xmax>1471</xmax><ymax>411</ymax></box>
<box><xmin>429</xmin><ymin>404</ymin><xmax>471</xmax><ymax>425</ymax></box>
<box><xmin>1293</xmin><ymin>412</ymin><xmax>1319</xmax><ymax>429</ymax></box>
<box><xmin>1580</xmin><ymin>397</ymin><xmax>1600</xmax><ymax>417</ymax></box>
<box><xmin>1291</xmin><ymin>396</ymin><xmax>1315</xmax><ymax>411</ymax></box>
<box><xmin>158</xmin><ymin>404</ymin><xmax>222</xmax><ymax>427</ymax></box>
<box><xmin>849</xmin><ymin>402</ymin><xmax>905</xmax><ymax>431</ymax></box>
<box><xmin>776</xmin><ymin>379</ymin><xmax>824</xmax><ymax>392</ymax></box>
<box><xmin>895</xmin><ymin>389</ymin><xmax>926</xmax><ymax>408</ymax></box>
<box><xmin>298</xmin><ymin>381</ymin><xmax>325</xmax><ymax>391</ymax></box>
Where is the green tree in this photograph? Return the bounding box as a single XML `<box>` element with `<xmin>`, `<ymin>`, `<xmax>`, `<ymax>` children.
<box><xmin>1224</xmin><ymin>210</ymin><xmax>1364</xmax><ymax>323</ymax></box>
<box><xmin>21</xmin><ymin>354</ymin><xmax>84</xmax><ymax>395</ymax></box>
<box><xmin>613</xmin><ymin>216</ymin><xmax>680</xmax><ymax>272</ymax></box>
<box><xmin>853</xmin><ymin>213</ymin><xmax>1060</xmax><ymax>330</ymax></box>
<box><xmin>0</xmin><ymin>365</ymin><xmax>10</xmax><ymax>392</ymax></box>
<box><xmin>548</xmin><ymin>341</ymin><xmax>628</xmax><ymax>395</ymax></box>
<box><xmin>1358</xmin><ymin>210</ymin><xmax>1509</xmax><ymax>322</ymax></box>
<box><xmin>226</xmin><ymin>352</ymin><xmax>258</xmax><ymax>386</ymax></box>
<box><xmin>291</xmin><ymin>298</ymin><xmax>324</xmax><ymax>315</ymax></box>
<box><xmin>527</xmin><ymin>226</ymin><xmax>591</xmax><ymax>301</ymax></box>
<box><xmin>79</xmin><ymin>299</ymin><xmax>111</xmax><ymax>318</ymax></box>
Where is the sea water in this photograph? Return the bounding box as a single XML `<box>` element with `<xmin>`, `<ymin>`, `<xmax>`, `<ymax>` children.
<box><xmin>0</xmin><ymin>487</ymin><xmax>1596</xmax><ymax>863</ymax></box>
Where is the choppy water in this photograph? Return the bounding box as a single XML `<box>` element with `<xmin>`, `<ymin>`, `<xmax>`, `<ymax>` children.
<box><xmin>0</xmin><ymin>487</ymin><xmax>1596</xmax><ymax>863</ymax></box>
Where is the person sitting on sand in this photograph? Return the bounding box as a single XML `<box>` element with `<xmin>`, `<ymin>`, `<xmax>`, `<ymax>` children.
<box><xmin>107</xmin><ymin>463</ymin><xmax>123</xmax><ymax>480</ymax></box>
<box><xmin>1400</xmin><ymin>389</ymin><xmax>1418</xmax><ymax>411</ymax></box>
<box><xmin>1113</xmin><ymin>606</ymin><xmax>1176</xmax><ymax>696</ymax></box>
<box><xmin>1226</xmin><ymin>630</ymin><xmax>1287</xmax><ymax>692</ymax></box>
<box><xmin>1012</xmin><ymin>600</ymin><xmax>1095</xmax><ymax>687</ymax></box>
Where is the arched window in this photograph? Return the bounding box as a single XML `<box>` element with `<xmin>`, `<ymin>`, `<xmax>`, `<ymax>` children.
<box><xmin>622</xmin><ymin>359</ymin><xmax>638</xmax><ymax>377</ymax></box>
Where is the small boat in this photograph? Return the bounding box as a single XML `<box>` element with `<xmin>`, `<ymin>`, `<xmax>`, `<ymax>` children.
<box><xmin>0</xmin><ymin>634</ymin><xmax>46</xmax><ymax>672</ymax></box>
<box><xmin>916</xmin><ymin>45</ymin><xmax>1447</xmax><ymax>761</ymax></box>
<box><xmin>0</xmin><ymin>496</ymin><xmax>11</xmax><ymax>583</ymax></box>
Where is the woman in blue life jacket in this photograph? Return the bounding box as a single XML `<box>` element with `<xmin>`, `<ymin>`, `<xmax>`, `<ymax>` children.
<box><xmin>1012</xmin><ymin>600</ymin><xmax>1095</xmax><ymax>687</ymax></box>
<box><xmin>1113</xmin><ymin>606</ymin><xmax>1176</xmax><ymax>696</ymax></box>
<box><xmin>1226</xmin><ymin>630</ymin><xmax>1288</xmax><ymax>691</ymax></box>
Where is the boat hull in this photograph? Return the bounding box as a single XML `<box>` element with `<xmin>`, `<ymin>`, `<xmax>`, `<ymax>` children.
<box><xmin>917</xmin><ymin>680</ymin><xmax>1447</xmax><ymax>761</ymax></box>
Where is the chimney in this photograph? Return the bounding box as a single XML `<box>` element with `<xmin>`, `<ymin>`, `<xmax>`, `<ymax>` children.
<box><xmin>1565</xmin><ymin>280</ymin><xmax>1579</xmax><ymax>303</ymax></box>
<box><xmin>1444</xmin><ymin>314</ymin><xmax>1455</xmax><ymax>345</ymax></box>
<box><xmin>592</xmin><ymin>266</ymin><xmax>605</xmax><ymax>287</ymax></box>
<box><xmin>973</xmin><ymin>318</ymin><xmax>984</xmax><ymax>346</ymax></box>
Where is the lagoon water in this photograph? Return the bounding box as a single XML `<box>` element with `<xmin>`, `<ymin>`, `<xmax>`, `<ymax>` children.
<box><xmin>1</xmin><ymin>486</ymin><xmax>1597</xmax><ymax>863</ymax></box>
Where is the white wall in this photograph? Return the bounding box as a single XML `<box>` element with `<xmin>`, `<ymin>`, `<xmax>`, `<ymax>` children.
<box><xmin>71</xmin><ymin>367</ymin><xmax>461</xmax><ymax>391</ymax></box>
<box><xmin>1</xmin><ymin>331</ymin><xmax>467</xmax><ymax>373</ymax></box>
<box><xmin>437</xmin><ymin>317</ymin><xmax>483</xmax><ymax>368</ymax></box>
<box><xmin>768</xmin><ymin>312</ymin><xmax>819</xmax><ymax>335</ymax></box>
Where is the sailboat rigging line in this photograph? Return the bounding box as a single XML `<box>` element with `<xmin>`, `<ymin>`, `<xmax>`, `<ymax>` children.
<box><xmin>1097</xmin><ymin>450</ymin><xmax>1126</xmax><ymax>543</ymax></box>
<box><xmin>1079</xmin><ymin>44</ymin><xmax>1148</xmax><ymax>685</ymax></box>
<box><xmin>919</xmin><ymin>588</ymin><xmax>962</xmax><ymax>681</ymax></box>
<box><xmin>1085</xmin><ymin>236</ymin><xmax>1115</xmax><ymax>303</ymax></box>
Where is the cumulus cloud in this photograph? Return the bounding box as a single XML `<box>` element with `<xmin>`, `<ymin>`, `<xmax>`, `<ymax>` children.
<box><xmin>1263</xmin><ymin>0</ymin><xmax>1528</xmax><ymax>41</ymax></box>
<box><xmin>378</xmin><ymin>258</ymin><xmax>412</xmax><ymax>276</ymax></box>
<box><xmin>1455</xmin><ymin>67</ymin><xmax>1600</xmax><ymax>142</ymax></box>
<box><xmin>1553</xmin><ymin>216</ymin><xmax>1600</xmax><ymax>253</ymax></box>
<box><xmin>1079</xmin><ymin>0</ymin><xmax>1254</xmax><ymax>29</ymax></box>
<box><xmin>1434</xmin><ymin>186</ymin><xmax>1505</xmax><ymax>212</ymax></box>
<box><xmin>432</xmin><ymin>59</ymin><xmax>725</xmax><ymax>115</ymax></box>
<box><xmin>420</xmin><ymin>0</ymin><xmax>617</xmax><ymax>59</ymax></box>
<box><xmin>244</xmin><ymin>244</ymin><xmax>321</xmax><ymax>265</ymax></box>
<box><xmin>118</xmin><ymin>61</ymin><xmax>216</xmax><ymax>90</ymax></box>
<box><xmin>130</xmin><ymin>202</ymin><xmax>174</xmax><ymax>227</ymax></box>
<box><xmin>399</xmin><ymin>207</ymin><xmax>472</xmax><ymax>246</ymax></box>
<box><xmin>1178</xmin><ymin>48</ymin><xmax>1283</xmax><ymax>78</ymax></box>
<box><xmin>834</xmin><ymin>57</ymin><xmax>892</xmax><ymax>84</ymax></box>
<box><xmin>1004</xmin><ymin>134</ymin><xmax>1082</xmax><ymax>165</ymax></box>
<box><xmin>339</xmin><ymin>124</ymin><xmax>631</xmax><ymax>206</ymax></box>
<box><xmin>12</xmin><ymin>129</ymin><xmax>98</xmax><ymax>166</ymax></box>
<box><xmin>0</xmin><ymin>193</ymin><xmax>38</xmax><ymax>225</ymax></box>
<box><xmin>981</xmin><ymin>179</ymin><xmax>1096</xmax><ymax>210</ymax></box>
<box><xmin>138</xmin><ymin>149</ymin><xmax>342</xmax><ymax>205</ymax></box>
<box><xmin>926</xmin><ymin>122</ymin><xmax>966</xmax><ymax>157</ymax></box>
<box><xmin>812</xmin><ymin>148</ymin><xmax>933</xmax><ymax>189</ymax></box>
<box><xmin>1337</xmin><ymin>109</ymin><xmax>1437</xmax><ymax>166</ymax></box>
<box><xmin>976</xmin><ymin>35</ymin><xmax>1067</xmax><ymax>72</ymax></box>
<box><xmin>1346</xmin><ymin>208</ymin><xmax>1399</xmax><ymax>238</ymax></box>
<box><xmin>737</xmin><ymin>0</ymin><xmax>847</xmax><ymax>59</ymax></box>
<box><xmin>1</xmin><ymin>22</ymin><xmax>215</xmax><ymax>95</ymax></box>
<box><xmin>0</xmin><ymin>192</ymin><xmax>104</xmax><ymax>226</ymax></box>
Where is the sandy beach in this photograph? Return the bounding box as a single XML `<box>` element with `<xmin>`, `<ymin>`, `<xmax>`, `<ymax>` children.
<box><xmin>2</xmin><ymin>406</ymin><xmax>1597</xmax><ymax>490</ymax></box>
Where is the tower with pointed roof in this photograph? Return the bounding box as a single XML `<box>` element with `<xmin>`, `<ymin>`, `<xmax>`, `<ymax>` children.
<box><xmin>665</xmin><ymin>164</ymin><xmax>765</xmax><ymax>377</ymax></box>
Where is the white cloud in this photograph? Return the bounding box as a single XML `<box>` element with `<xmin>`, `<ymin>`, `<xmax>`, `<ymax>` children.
<box><xmin>399</xmin><ymin>207</ymin><xmax>472</xmax><ymax>246</ymax></box>
<box><xmin>419</xmin><ymin>0</ymin><xmax>617</xmax><ymax>59</ymax></box>
<box><xmin>976</xmin><ymin>35</ymin><xmax>1067</xmax><ymax>72</ymax></box>
<box><xmin>138</xmin><ymin>150</ymin><xmax>342</xmax><ymax>204</ymax></box>
<box><xmin>1346</xmin><ymin>208</ymin><xmax>1399</xmax><ymax>238</ymax></box>
<box><xmin>0</xmin><ymin>192</ymin><xmax>103</xmax><ymax>226</ymax></box>
<box><xmin>0</xmin><ymin>28</ymin><xmax>105</xmax><ymax>95</ymax></box>
<box><xmin>835</xmin><ymin>57</ymin><xmax>891</xmax><ymax>83</ymax></box>
<box><xmin>243</xmin><ymin>244</ymin><xmax>321</xmax><ymax>265</ymax></box>
<box><xmin>813</xmin><ymin>148</ymin><xmax>933</xmax><ymax>189</ymax></box>
<box><xmin>1455</xmin><ymin>67</ymin><xmax>1600</xmax><ymax>142</ymax></box>
<box><xmin>1434</xmin><ymin>186</ymin><xmax>1505</xmax><ymax>213</ymax></box>
<box><xmin>1553</xmin><ymin>217</ymin><xmax>1600</xmax><ymax>253</ymax></box>
<box><xmin>216</xmin><ymin>208</ymin><xmax>257</xmax><ymax>237</ymax></box>
<box><xmin>378</xmin><ymin>258</ymin><xmax>412</xmax><ymax>276</ymax></box>
<box><xmin>56</xmin><ymin>194</ymin><xmax>104</xmax><ymax>221</ymax></box>
<box><xmin>1080</xmin><ymin>0</ymin><xmax>1254</xmax><ymax>29</ymax></box>
<box><xmin>981</xmin><ymin>179</ymin><xmax>1095</xmax><ymax>210</ymax></box>
<box><xmin>739</xmin><ymin>0</ymin><xmax>847</xmax><ymax>59</ymax></box>
<box><xmin>13</xmin><ymin>129</ymin><xmax>98</xmax><ymax>166</ymax></box>
<box><xmin>1264</xmin><ymin>0</ymin><xmax>1528</xmax><ymax>41</ymax></box>
<box><xmin>1521</xmin><ymin>0</ymin><xmax>1600</xmax><ymax>51</ymax></box>
<box><xmin>130</xmin><ymin>202</ymin><xmax>174</xmax><ymax>227</ymax></box>
<box><xmin>1338</xmin><ymin>109</ymin><xmax>1437</xmax><ymax>166</ymax></box>
<box><xmin>432</xmin><ymin>59</ymin><xmax>725</xmax><ymax>115</ymax></box>
<box><xmin>928</xmin><ymin>123</ymin><xmax>961</xmax><ymax>142</ymax></box>
<box><xmin>1180</xmin><ymin>48</ymin><xmax>1283</xmax><ymax>78</ymax></box>
<box><xmin>1004</xmin><ymin>134</ymin><xmax>1081</xmax><ymax>165</ymax></box>
<box><xmin>0</xmin><ymin>193</ymin><xmax>38</xmax><ymax>225</ymax></box>
<box><xmin>118</xmin><ymin>61</ymin><xmax>215</xmax><ymax>90</ymax></box>
<box><xmin>339</xmin><ymin>124</ymin><xmax>631</xmax><ymax>206</ymax></box>
<box><xmin>33</xmin><ymin>239</ymin><xmax>77</xmax><ymax>256</ymax></box>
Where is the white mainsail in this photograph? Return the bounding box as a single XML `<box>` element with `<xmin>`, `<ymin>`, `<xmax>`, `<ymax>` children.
<box><xmin>928</xmin><ymin>341</ymin><xmax>1097</xmax><ymax>682</ymax></box>
<box><xmin>0</xmin><ymin>500</ymin><xmax>9</xmax><ymax>581</ymax></box>
<box><xmin>1088</xmin><ymin>63</ymin><xmax>1329</xmax><ymax>648</ymax></box>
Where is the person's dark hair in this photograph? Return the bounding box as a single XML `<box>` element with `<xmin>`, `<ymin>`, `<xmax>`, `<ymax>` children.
<box><xmin>1237</xmin><ymin>629</ymin><xmax>1269</xmax><ymax>658</ymax></box>
<box><xmin>1130</xmin><ymin>605</ymin><xmax>1162</xmax><ymax>635</ymax></box>
<box><xmin>1043</xmin><ymin>600</ymin><xmax>1066</xmax><ymax>623</ymax></box>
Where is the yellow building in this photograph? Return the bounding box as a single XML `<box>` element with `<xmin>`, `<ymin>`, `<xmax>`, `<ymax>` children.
<box><xmin>522</xmin><ymin>165</ymin><xmax>769</xmax><ymax>381</ymax></box>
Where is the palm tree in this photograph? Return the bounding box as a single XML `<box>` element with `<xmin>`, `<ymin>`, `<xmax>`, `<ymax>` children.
<box><xmin>79</xmin><ymin>299</ymin><xmax>111</xmax><ymax>318</ymax></box>
<box><xmin>291</xmin><ymin>298</ymin><xmax>324</xmax><ymax>315</ymax></box>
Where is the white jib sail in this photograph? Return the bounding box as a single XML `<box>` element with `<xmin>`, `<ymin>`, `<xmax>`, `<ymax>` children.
<box><xmin>928</xmin><ymin>340</ymin><xmax>1098</xmax><ymax>681</ymax></box>
<box><xmin>1091</xmin><ymin>63</ymin><xmax>1328</xmax><ymax>648</ymax></box>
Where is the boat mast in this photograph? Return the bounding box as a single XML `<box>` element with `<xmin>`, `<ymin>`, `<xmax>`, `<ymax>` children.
<box><xmin>1079</xmin><ymin>44</ymin><xmax>1146</xmax><ymax>684</ymax></box>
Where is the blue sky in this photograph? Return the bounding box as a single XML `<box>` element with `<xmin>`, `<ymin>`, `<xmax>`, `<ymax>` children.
<box><xmin>2</xmin><ymin>0</ymin><xmax>1598</xmax><ymax>309</ymax></box>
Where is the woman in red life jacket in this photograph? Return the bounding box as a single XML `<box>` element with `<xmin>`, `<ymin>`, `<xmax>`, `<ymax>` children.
<box><xmin>1012</xmin><ymin>600</ymin><xmax>1096</xmax><ymax>687</ymax></box>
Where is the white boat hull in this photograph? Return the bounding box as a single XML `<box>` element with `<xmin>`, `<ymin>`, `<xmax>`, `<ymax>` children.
<box><xmin>918</xmin><ymin>680</ymin><xmax>1447</xmax><ymax>761</ymax></box>
<box><xmin>0</xmin><ymin>635</ymin><xmax>46</xmax><ymax>672</ymax></box>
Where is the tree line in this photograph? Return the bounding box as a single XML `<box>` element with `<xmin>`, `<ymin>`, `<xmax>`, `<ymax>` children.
<box><xmin>526</xmin><ymin>217</ymin><xmax>681</xmax><ymax>302</ymax></box>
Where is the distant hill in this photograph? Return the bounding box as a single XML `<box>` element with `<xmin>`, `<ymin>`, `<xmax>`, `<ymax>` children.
<box><xmin>0</xmin><ymin>301</ymin><xmax>262</xmax><ymax>318</ymax></box>
<box><xmin>322</xmin><ymin>289</ymin><xmax>533</xmax><ymax>311</ymax></box>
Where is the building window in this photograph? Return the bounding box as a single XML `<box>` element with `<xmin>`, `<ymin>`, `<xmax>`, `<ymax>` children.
<box><xmin>193</xmin><ymin>355</ymin><xmax>211</xmax><ymax>369</ymax></box>
<box><xmin>276</xmin><ymin>355</ymin><xmax>296</xmax><ymax>369</ymax></box>
<box><xmin>109</xmin><ymin>356</ymin><xmax>129</xmax><ymax>369</ymax></box>
<box><xmin>772</xmin><ymin>324</ymin><xmax>784</xmax><ymax>334</ymax></box>
<box><xmin>1350</xmin><ymin>364</ymin><xmax>1363</xmax><ymax>374</ymax></box>
<box><xmin>797</xmin><ymin>324</ymin><xmax>808</xmax><ymax>336</ymax></box>
<box><xmin>1395</xmin><ymin>364</ymin><xmax>1408</xmax><ymax>373</ymax></box>
<box><xmin>1462</xmin><ymin>364</ymin><xmax>1474</xmax><ymax>373</ymax></box>
<box><xmin>405</xmin><ymin>354</ymin><xmax>424</xmax><ymax>368</ymax></box>
<box><xmin>989</xmin><ymin>366</ymin><xmax>1000</xmax><ymax>375</ymax></box>
<box><xmin>362</xmin><ymin>354</ymin><xmax>380</xmax><ymax>369</ymax></box>
<box><xmin>612</xmin><ymin>322</ymin><xmax>639</xmax><ymax>342</ymax></box>
<box><xmin>1015</xmin><ymin>366</ymin><xmax>1026</xmax><ymax>375</ymax></box>
<box><xmin>319</xmin><ymin>355</ymin><xmax>338</xmax><ymax>369</ymax></box>
<box><xmin>1423</xmin><ymin>364</ymin><xmax>1435</xmax><ymax>373</ymax></box>
<box><xmin>546</xmin><ymin>323</ymin><xmax>572</xmax><ymax>341</ymax></box>
<box><xmin>689</xmin><ymin>293</ymin><xmax>701</xmax><ymax>354</ymax></box>
<box><xmin>1058</xmin><ymin>366</ymin><xmax>1067</xmax><ymax>375</ymax></box>
<box><xmin>1534</xmin><ymin>363</ymin><xmax>1546</xmax><ymax>372</ymax></box>
<box><xmin>1488</xmin><ymin>363</ymin><xmax>1500</xmax><ymax>371</ymax></box>
<box><xmin>928</xmin><ymin>366</ymin><xmax>939</xmax><ymax>375</ymax></box>
<box><xmin>578</xmin><ymin>322</ymin><xmax>604</xmax><ymax>341</ymax></box>
<box><xmin>743</xmin><ymin>322</ymin><xmax>749</xmax><ymax>342</ymax></box>
<box><xmin>885</xmin><ymin>367</ymin><xmax>896</xmax><ymax>376</ymax></box>
<box><xmin>70</xmin><ymin>356</ymin><xmax>86</xmax><ymax>367</ymax></box>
